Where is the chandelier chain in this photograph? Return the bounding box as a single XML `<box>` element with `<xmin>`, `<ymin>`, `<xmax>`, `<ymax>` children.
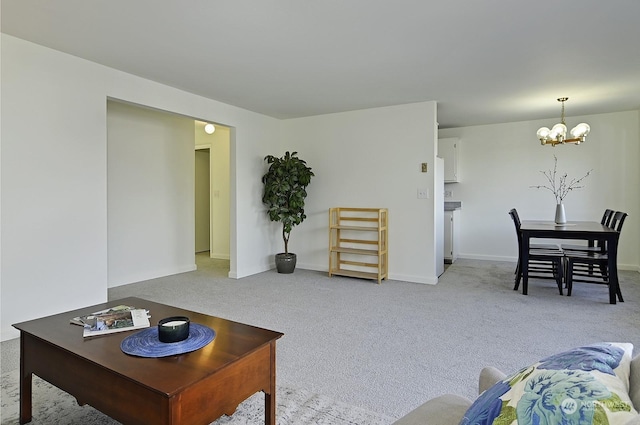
<box><xmin>558</xmin><ymin>97</ymin><xmax>568</xmax><ymax>125</ymax></box>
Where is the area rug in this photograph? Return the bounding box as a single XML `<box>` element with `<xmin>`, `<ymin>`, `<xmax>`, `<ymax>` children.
<box><xmin>1</xmin><ymin>371</ymin><xmax>394</xmax><ymax>425</ymax></box>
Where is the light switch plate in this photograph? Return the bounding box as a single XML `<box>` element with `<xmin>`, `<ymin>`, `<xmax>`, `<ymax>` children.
<box><xmin>421</xmin><ymin>163</ymin><xmax>428</xmax><ymax>172</ymax></box>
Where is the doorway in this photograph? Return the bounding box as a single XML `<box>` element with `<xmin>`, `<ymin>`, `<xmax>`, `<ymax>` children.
<box><xmin>195</xmin><ymin>148</ymin><xmax>210</xmax><ymax>253</ymax></box>
<box><xmin>106</xmin><ymin>100</ymin><xmax>234</xmax><ymax>287</ymax></box>
<box><xmin>194</xmin><ymin>121</ymin><xmax>231</xmax><ymax>265</ymax></box>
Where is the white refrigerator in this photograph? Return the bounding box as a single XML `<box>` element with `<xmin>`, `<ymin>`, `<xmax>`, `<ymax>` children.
<box><xmin>435</xmin><ymin>157</ymin><xmax>445</xmax><ymax>277</ymax></box>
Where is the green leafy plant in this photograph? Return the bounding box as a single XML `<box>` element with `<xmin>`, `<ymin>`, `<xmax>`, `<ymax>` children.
<box><xmin>262</xmin><ymin>151</ymin><xmax>314</xmax><ymax>254</ymax></box>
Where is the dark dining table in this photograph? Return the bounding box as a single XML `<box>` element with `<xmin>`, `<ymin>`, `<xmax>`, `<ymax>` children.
<box><xmin>519</xmin><ymin>220</ymin><xmax>621</xmax><ymax>304</ymax></box>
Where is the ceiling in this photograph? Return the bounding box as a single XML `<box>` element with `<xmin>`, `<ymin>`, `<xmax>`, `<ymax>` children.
<box><xmin>3</xmin><ymin>0</ymin><xmax>640</xmax><ymax>128</ymax></box>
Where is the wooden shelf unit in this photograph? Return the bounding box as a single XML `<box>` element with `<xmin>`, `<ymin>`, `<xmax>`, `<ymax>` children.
<box><xmin>329</xmin><ymin>207</ymin><xmax>388</xmax><ymax>284</ymax></box>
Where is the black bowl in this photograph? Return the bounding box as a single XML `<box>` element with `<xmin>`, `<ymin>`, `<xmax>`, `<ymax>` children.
<box><xmin>158</xmin><ymin>316</ymin><xmax>190</xmax><ymax>343</ymax></box>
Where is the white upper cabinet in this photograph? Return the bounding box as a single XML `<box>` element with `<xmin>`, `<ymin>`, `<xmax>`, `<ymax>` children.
<box><xmin>438</xmin><ymin>137</ymin><xmax>460</xmax><ymax>183</ymax></box>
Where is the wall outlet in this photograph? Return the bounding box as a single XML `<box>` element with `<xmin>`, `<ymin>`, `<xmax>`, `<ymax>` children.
<box><xmin>444</xmin><ymin>190</ymin><xmax>452</xmax><ymax>198</ymax></box>
<box><xmin>417</xmin><ymin>188</ymin><xmax>429</xmax><ymax>199</ymax></box>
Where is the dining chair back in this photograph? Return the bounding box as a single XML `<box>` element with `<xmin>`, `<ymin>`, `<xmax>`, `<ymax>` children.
<box><xmin>564</xmin><ymin>211</ymin><xmax>628</xmax><ymax>301</ymax></box>
<box><xmin>608</xmin><ymin>211</ymin><xmax>627</xmax><ymax>231</ymax></box>
<box><xmin>509</xmin><ymin>208</ymin><xmax>560</xmax><ymax>250</ymax></box>
<box><xmin>561</xmin><ymin>208</ymin><xmax>615</xmax><ymax>253</ymax></box>
<box><xmin>602</xmin><ymin>209</ymin><xmax>615</xmax><ymax>226</ymax></box>
<box><xmin>509</xmin><ymin>208</ymin><xmax>564</xmax><ymax>296</ymax></box>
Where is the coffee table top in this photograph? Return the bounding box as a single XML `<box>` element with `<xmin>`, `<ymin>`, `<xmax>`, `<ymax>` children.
<box><xmin>13</xmin><ymin>297</ymin><xmax>283</xmax><ymax>396</ymax></box>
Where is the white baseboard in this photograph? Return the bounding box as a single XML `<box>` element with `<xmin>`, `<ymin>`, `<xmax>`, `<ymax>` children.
<box><xmin>618</xmin><ymin>263</ymin><xmax>640</xmax><ymax>272</ymax></box>
<box><xmin>1</xmin><ymin>328</ymin><xmax>20</xmax><ymax>342</ymax></box>
<box><xmin>458</xmin><ymin>253</ymin><xmax>517</xmax><ymax>262</ymax></box>
<box><xmin>459</xmin><ymin>254</ymin><xmax>640</xmax><ymax>274</ymax></box>
<box><xmin>108</xmin><ymin>264</ymin><xmax>197</xmax><ymax>288</ymax></box>
<box><xmin>389</xmin><ymin>273</ymin><xmax>438</xmax><ymax>285</ymax></box>
<box><xmin>296</xmin><ymin>263</ymin><xmax>438</xmax><ymax>285</ymax></box>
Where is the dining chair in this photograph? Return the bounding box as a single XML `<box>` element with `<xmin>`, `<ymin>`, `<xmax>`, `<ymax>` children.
<box><xmin>564</xmin><ymin>211</ymin><xmax>628</xmax><ymax>301</ymax></box>
<box><xmin>509</xmin><ymin>209</ymin><xmax>561</xmax><ymax>252</ymax></box>
<box><xmin>560</xmin><ymin>209</ymin><xmax>614</xmax><ymax>252</ymax></box>
<box><xmin>509</xmin><ymin>209</ymin><xmax>564</xmax><ymax>295</ymax></box>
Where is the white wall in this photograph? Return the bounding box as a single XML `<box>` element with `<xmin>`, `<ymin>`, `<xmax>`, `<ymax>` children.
<box><xmin>439</xmin><ymin>110</ymin><xmax>640</xmax><ymax>270</ymax></box>
<box><xmin>281</xmin><ymin>102</ymin><xmax>440</xmax><ymax>283</ymax></box>
<box><xmin>1</xmin><ymin>34</ymin><xmax>282</xmax><ymax>340</ymax></box>
<box><xmin>195</xmin><ymin>149</ymin><xmax>211</xmax><ymax>253</ymax></box>
<box><xmin>107</xmin><ymin>101</ymin><xmax>196</xmax><ymax>287</ymax></box>
<box><xmin>211</xmin><ymin>128</ymin><xmax>231</xmax><ymax>260</ymax></box>
<box><xmin>1</xmin><ymin>35</ymin><xmax>110</xmax><ymax>340</ymax></box>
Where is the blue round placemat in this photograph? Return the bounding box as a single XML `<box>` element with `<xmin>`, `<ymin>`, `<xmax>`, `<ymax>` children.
<box><xmin>121</xmin><ymin>323</ymin><xmax>215</xmax><ymax>358</ymax></box>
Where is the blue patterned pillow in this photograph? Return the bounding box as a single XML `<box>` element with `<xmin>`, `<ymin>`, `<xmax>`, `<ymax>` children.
<box><xmin>460</xmin><ymin>343</ymin><xmax>637</xmax><ymax>425</ymax></box>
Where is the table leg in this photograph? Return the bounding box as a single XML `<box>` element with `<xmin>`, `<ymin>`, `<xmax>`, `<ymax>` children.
<box><xmin>521</xmin><ymin>235</ymin><xmax>530</xmax><ymax>295</ymax></box>
<box><xmin>608</xmin><ymin>237</ymin><xmax>619</xmax><ymax>304</ymax></box>
<box><xmin>265</xmin><ymin>342</ymin><xmax>277</xmax><ymax>425</ymax></box>
<box><xmin>19</xmin><ymin>333</ymin><xmax>33</xmax><ymax>424</ymax></box>
<box><xmin>265</xmin><ymin>392</ymin><xmax>275</xmax><ymax>425</ymax></box>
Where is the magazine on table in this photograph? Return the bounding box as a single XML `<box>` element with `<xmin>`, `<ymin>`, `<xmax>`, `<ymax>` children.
<box><xmin>70</xmin><ymin>305</ymin><xmax>151</xmax><ymax>337</ymax></box>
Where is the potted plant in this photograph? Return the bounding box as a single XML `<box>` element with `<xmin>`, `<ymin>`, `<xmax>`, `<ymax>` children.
<box><xmin>261</xmin><ymin>151</ymin><xmax>314</xmax><ymax>273</ymax></box>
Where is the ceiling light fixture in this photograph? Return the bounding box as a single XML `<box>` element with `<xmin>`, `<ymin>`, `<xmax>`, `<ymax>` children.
<box><xmin>537</xmin><ymin>97</ymin><xmax>590</xmax><ymax>146</ymax></box>
<box><xmin>204</xmin><ymin>123</ymin><xmax>216</xmax><ymax>134</ymax></box>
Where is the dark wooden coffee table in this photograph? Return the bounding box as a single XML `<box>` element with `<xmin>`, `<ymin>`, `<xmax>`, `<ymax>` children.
<box><xmin>12</xmin><ymin>297</ymin><xmax>284</xmax><ymax>425</ymax></box>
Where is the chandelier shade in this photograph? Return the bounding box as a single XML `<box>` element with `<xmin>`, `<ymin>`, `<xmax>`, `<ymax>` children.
<box><xmin>537</xmin><ymin>98</ymin><xmax>590</xmax><ymax>146</ymax></box>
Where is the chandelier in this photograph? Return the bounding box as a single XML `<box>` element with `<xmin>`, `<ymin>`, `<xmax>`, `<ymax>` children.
<box><xmin>537</xmin><ymin>97</ymin><xmax>590</xmax><ymax>146</ymax></box>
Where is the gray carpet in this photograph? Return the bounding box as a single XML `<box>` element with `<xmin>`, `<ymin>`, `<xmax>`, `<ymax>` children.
<box><xmin>2</xmin><ymin>257</ymin><xmax>639</xmax><ymax>422</ymax></box>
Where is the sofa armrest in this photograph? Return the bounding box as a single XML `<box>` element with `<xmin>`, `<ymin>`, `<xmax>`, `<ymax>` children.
<box><xmin>630</xmin><ymin>354</ymin><xmax>640</xmax><ymax>410</ymax></box>
<box><xmin>479</xmin><ymin>366</ymin><xmax>507</xmax><ymax>394</ymax></box>
<box><xmin>392</xmin><ymin>394</ymin><xmax>472</xmax><ymax>425</ymax></box>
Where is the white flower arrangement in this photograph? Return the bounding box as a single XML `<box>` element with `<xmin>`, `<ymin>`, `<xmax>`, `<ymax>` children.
<box><xmin>530</xmin><ymin>155</ymin><xmax>592</xmax><ymax>204</ymax></box>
